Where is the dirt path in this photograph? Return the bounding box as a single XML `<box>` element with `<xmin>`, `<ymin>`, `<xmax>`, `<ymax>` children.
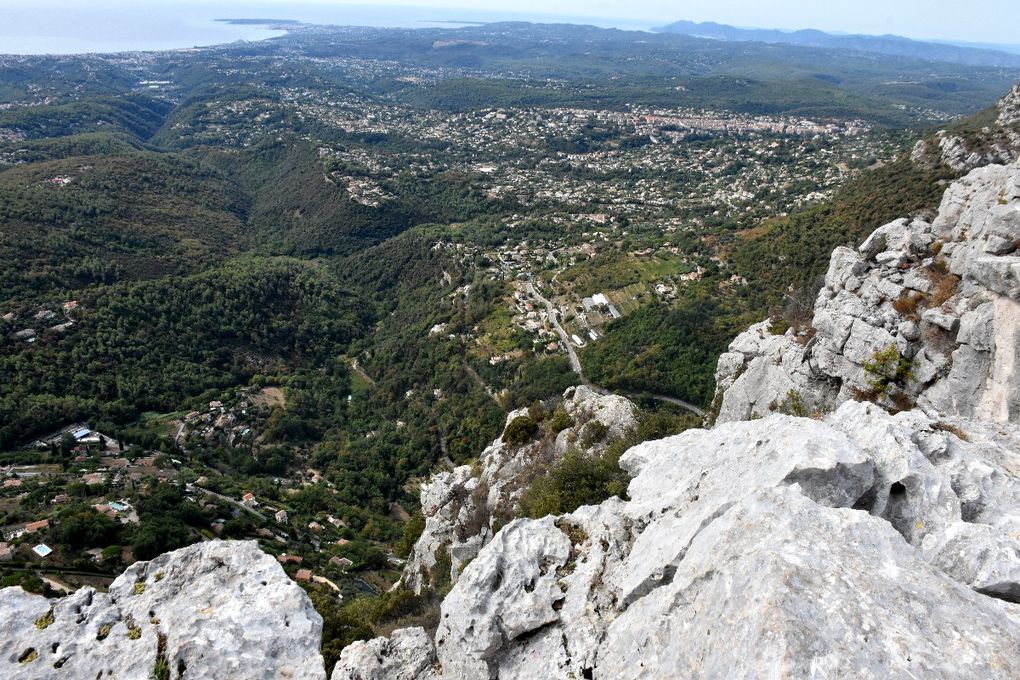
<box><xmin>349</xmin><ymin>358</ymin><xmax>376</xmax><ymax>386</ymax></box>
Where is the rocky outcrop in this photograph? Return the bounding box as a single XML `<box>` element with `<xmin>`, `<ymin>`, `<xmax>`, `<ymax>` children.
<box><xmin>331</xmin><ymin>627</ymin><xmax>438</xmax><ymax>680</ymax></box>
<box><xmin>911</xmin><ymin>84</ymin><xmax>1020</xmax><ymax>172</ymax></box>
<box><xmin>0</xmin><ymin>541</ymin><xmax>325</xmax><ymax>679</ymax></box>
<box><xmin>335</xmin><ymin>402</ymin><xmax>1020</xmax><ymax>679</ymax></box>
<box><xmin>401</xmin><ymin>385</ymin><xmax>637</xmax><ymax>592</ymax></box>
<box><xmin>715</xmin><ymin>159</ymin><xmax>1020</xmax><ymax>423</ymax></box>
<box><xmin>999</xmin><ymin>84</ymin><xmax>1020</xmax><ymax>127</ymax></box>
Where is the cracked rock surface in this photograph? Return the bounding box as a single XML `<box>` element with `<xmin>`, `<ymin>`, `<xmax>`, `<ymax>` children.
<box><xmin>0</xmin><ymin>540</ymin><xmax>325</xmax><ymax>680</ymax></box>
<box><xmin>715</xmin><ymin>158</ymin><xmax>1020</xmax><ymax>424</ymax></box>
<box><xmin>335</xmin><ymin>402</ymin><xmax>1020</xmax><ymax>679</ymax></box>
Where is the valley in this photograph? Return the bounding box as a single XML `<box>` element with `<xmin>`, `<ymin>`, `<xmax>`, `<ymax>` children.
<box><xmin>0</xmin><ymin>18</ymin><xmax>1017</xmax><ymax>673</ymax></box>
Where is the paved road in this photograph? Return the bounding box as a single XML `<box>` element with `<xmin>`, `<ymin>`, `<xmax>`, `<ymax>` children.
<box><xmin>526</xmin><ymin>279</ymin><xmax>584</xmax><ymax>377</ymax></box>
<box><xmin>526</xmin><ymin>278</ymin><xmax>707</xmax><ymax>420</ymax></box>
<box><xmin>626</xmin><ymin>392</ymin><xmax>707</xmax><ymax>419</ymax></box>
<box><xmin>187</xmin><ymin>484</ymin><xmax>269</xmax><ymax>522</ymax></box>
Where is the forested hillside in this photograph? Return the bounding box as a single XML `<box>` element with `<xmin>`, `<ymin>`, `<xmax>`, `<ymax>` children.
<box><xmin>1</xmin><ymin>21</ymin><xmax>1017</xmax><ymax>670</ymax></box>
<box><xmin>0</xmin><ymin>258</ymin><xmax>366</xmax><ymax>449</ymax></box>
<box><xmin>0</xmin><ymin>150</ymin><xmax>249</xmax><ymax>303</ymax></box>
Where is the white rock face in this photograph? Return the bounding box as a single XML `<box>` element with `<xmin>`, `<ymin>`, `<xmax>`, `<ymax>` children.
<box><xmin>0</xmin><ymin>540</ymin><xmax>325</xmax><ymax>680</ymax></box>
<box><xmin>401</xmin><ymin>385</ymin><xmax>637</xmax><ymax>592</ymax></box>
<box><xmin>339</xmin><ymin>404</ymin><xmax>1020</xmax><ymax>678</ymax></box>
<box><xmin>715</xmin><ymin>160</ymin><xmax>1020</xmax><ymax>424</ymax></box>
<box><xmin>912</xmin><ymin>85</ymin><xmax>1020</xmax><ymax>172</ymax></box>
<box><xmin>332</xmin><ymin>627</ymin><xmax>438</xmax><ymax>680</ymax></box>
<box><xmin>998</xmin><ymin>83</ymin><xmax>1020</xmax><ymax>127</ymax></box>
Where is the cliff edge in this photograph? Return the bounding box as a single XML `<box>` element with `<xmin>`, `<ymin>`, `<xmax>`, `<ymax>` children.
<box><xmin>335</xmin><ymin>402</ymin><xmax>1020</xmax><ymax>679</ymax></box>
<box><xmin>714</xmin><ymin>159</ymin><xmax>1019</xmax><ymax>423</ymax></box>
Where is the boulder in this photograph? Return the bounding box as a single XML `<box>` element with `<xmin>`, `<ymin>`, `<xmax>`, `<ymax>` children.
<box><xmin>0</xmin><ymin>541</ymin><xmax>325</xmax><ymax>680</ymax></box>
<box><xmin>332</xmin><ymin>627</ymin><xmax>438</xmax><ymax>680</ymax></box>
<box><xmin>598</xmin><ymin>486</ymin><xmax>1020</xmax><ymax>680</ymax></box>
<box><xmin>351</xmin><ymin>406</ymin><xmax>1020</xmax><ymax>679</ymax></box>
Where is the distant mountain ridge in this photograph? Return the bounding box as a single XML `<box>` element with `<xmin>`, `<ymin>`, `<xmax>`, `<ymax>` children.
<box><xmin>656</xmin><ymin>20</ymin><xmax>1020</xmax><ymax>69</ymax></box>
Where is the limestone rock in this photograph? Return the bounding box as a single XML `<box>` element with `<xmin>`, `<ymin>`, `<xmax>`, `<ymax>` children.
<box><xmin>332</xmin><ymin>627</ymin><xmax>438</xmax><ymax>680</ymax></box>
<box><xmin>0</xmin><ymin>540</ymin><xmax>325</xmax><ymax>680</ymax></box>
<box><xmin>349</xmin><ymin>405</ymin><xmax>1020</xmax><ymax>679</ymax></box>
<box><xmin>434</xmin><ymin>518</ymin><xmax>572</xmax><ymax>679</ymax></box>
<box><xmin>909</xmin><ymin>85</ymin><xmax>1020</xmax><ymax>172</ymax></box>
<box><xmin>715</xmin><ymin>160</ymin><xmax>1020</xmax><ymax>424</ymax></box>
<box><xmin>998</xmin><ymin>83</ymin><xmax>1020</xmax><ymax>127</ymax></box>
<box><xmin>400</xmin><ymin>386</ymin><xmax>637</xmax><ymax>592</ymax></box>
<box><xmin>713</xmin><ymin>320</ymin><xmax>835</xmax><ymax>422</ymax></box>
<box><xmin>598</xmin><ymin>486</ymin><xmax>1020</xmax><ymax>679</ymax></box>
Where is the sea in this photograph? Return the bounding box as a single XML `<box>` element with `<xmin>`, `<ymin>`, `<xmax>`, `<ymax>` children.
<box><xmin>0</xmin><ymin>2</ymin><xmax>657</xmax><ymax>56</ymax></box>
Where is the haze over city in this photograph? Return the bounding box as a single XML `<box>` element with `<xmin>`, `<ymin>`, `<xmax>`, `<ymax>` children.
<box><xmin>9</xmin><ymin>0</ymin><xmax>1020</xmax><ymax>45</ymax></box>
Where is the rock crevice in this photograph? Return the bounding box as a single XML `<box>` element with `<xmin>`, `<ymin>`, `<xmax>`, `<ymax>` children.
<box><xmin>0</xmin><ymin>540</ymin><xmax>326</xmax><ymax>680</ymax></box>
<box><xmin>334</xmin><ymin>403</ymin><xmax>1020</xmax><ymax>679</ymax></box>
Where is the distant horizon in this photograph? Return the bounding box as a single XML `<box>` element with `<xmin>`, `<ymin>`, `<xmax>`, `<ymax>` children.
<box><xmin>5</xmin><ymin>1</ymin><xmax>1020</xmax><ymax>48</ymax></box>
<box><xmin>2</xmin><ymin>3</ymin><xmax>1020</xmax><ymax>57</ymax></box>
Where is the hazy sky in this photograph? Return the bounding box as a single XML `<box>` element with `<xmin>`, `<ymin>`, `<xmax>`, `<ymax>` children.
<box><xmin>20</xmin><ymin>0</ymin><xmax>1020</xmax><ymax>45</ymax></box>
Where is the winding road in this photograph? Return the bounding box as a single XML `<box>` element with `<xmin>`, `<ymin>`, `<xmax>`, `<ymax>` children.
<box><xmin>526</xmin><ymin>279</ymin><xmax>583</xmax><ymax>376</ymax></box>
<box><xmin>525</xmin><ymin>277</ymin><xmax>706</xmax><ymax>419</ymax></box>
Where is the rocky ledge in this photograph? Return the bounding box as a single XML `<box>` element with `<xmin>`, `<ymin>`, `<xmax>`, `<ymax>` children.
<box><xmin>911</xmin><ymin>84</ymin><xmax>1020</xmax><ymax>171</ymax></box>
<box><xmin>335</xmin><ymin>402</ymin><xmax>1020</xmax><ymax>679</ymax></box>
<box><xmin>401</xmin><ymin>385</ymin><xmax>637</xmax><ymax>593</ymax></box>
<box><xmin>0</xmin><ymin>540</ymin><xmax>325</xmax><ymax>679</ymax></box>
<box><xmin>715</xmin><ymin>159</ymin><xmax>1020</xmax><ymax>423</ymax></box>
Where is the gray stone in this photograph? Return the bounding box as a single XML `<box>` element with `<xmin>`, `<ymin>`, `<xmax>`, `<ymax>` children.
<box><xmin>899</xmin><ymin>319</ymin><xmax>921</xmax><ymax>341</ymax></box>
<box><xmin>825</xmin><ymin>246</ymin><xmax>867</xmax><ymax>291</ymax></box>
<box><xmin>359</xmin><ymin>405</ymin><xmax>1020</xmax><ymax>680</ymax></box>
<box><xmin>923</xmin><ymin>308</ymin><xmax>960</xmax><ymax>332</ymax></box>
<box><xmin>434</xmin><ymin>517</ymin><xmax>572</xmax><ymax>679</ymax></box>
<box><xmin>911</xmin><ymin>348</ymin><xmax>948</xmax><ymax>385</ymax></box>
<box><xmin>875</xmin><ymin>249</ymin><xmax>908</xmax><ymax>267</ymax></box>
<box><xmin>715</xmin><ymin>159</ymin><xmax>1020</xmax><ymax>424</ymax></box>
<box><xmin>958</xmin><ymin>302</ymin><xmax>995</xmax><ymax>350</ymax></box>
<box><xmin>332</xmin><ymin>627</ymin><xmax>438</xmax><ymax>680</ymax></box>
<box><xmin>598</xmin><ymin>486</ymin><xmax>1020</xmax><ymax>680</ymax></box>
<box><xmin>0</xmin><ymin>541</ymin><xmax>325</xmax><ymax>680</ymax></box>
<box><xmin>986</xmin><ymin>234</ymin><xmax>1017</xmax><ymax>255</ymax></box>
<box><xmin>842</xmin><ymin>319</ymin><xmax>896</xmax><ymax>365</ymax></box>
<box><xmin>998</xmin><ymin>84</ymin><xmax>1020</xmax><ymax>127</ymax></box>
<box><xmin>401</xmin><ymin>386</ymin><xmax>638</xmax><ymax>593</ymax></box>
<box><xmin>923</xmin><ymin>522</ymin><xmax>1020</xmax><ymax>602</ymax></box>
<box><xmin>902</xmin><ymin>268</ymin><xmax>933</xmax><ymax>293</ymax></box>
<box><xmin>924</xmin><ymin>344</ymin><xmax>993</xmax><ymax>418</ymax></box>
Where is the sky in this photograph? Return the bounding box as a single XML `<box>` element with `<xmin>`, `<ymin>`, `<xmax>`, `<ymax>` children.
<box><xmin>16</xmin><ymin>0</ymin><xmax>1020</xmax><ymax>46</ymax></box>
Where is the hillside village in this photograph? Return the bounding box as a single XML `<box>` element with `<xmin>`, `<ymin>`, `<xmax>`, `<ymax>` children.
<box><xmin>0</xmin><ymin>402</ymin><xmax>383</xmax><ymax>601</ymax></box>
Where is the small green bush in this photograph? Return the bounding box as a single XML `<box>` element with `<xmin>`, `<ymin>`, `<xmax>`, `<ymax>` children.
<box><xmin>519</xmin><ymin>442</ymin><xmax>631</xmax><ymax>519</ymax></box>
<box><xmin>34</xmin><ymin>610</ymin><xmax>54</xmax><ymax>630</ymax></box>
<box><xmin>503</xmin><ymin>415</ymin><xmax>539</xmax><ymax>446</ymax></box>
<box><xmin>548</xmin><ymin>407</ymin><xmax>573</xmax><ymax>434</ymax></box>
<box><xmin>774</xmin><ymin>390</ymin><xmax>810</xmax><ymax>417</ymax></box>
<box><xmin>862</xmin><ymin>345</ymin><xmax>913</xmax><ymax>396</ymax></box>
<box><xmin>394</xmin><ymin>511</ymin><xmax>425</xmax><ymax>559</ymax></box>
